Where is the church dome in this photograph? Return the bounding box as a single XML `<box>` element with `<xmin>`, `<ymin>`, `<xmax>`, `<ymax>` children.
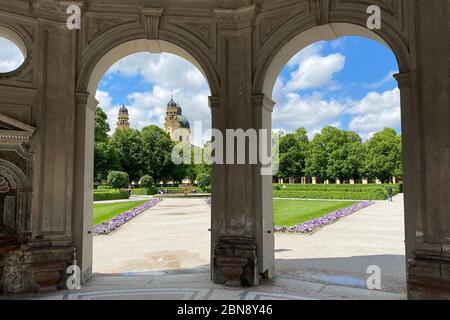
<box><xmin>178</xmin><ymin>115</ymin><xmax>190</xmax><ymax>129</ymax></box>
<box><xmin>119</xmin><ymin>104</ymin><xmax>128</xmax><ymax>113</ymax></box>
<box><xmin>167</xmin><ymin>97</ymin><xmax>177</xmax><ymax>108</ymax></box>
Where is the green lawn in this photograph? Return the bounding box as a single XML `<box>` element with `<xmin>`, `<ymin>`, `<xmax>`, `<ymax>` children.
<box><xmin>273</xmin><ymin>199</ymin><xmax>358</xmax><ymax>227</ymax></box>
<box><xmin>93</xmin><ymin>200</ymin><xmax>148</xmax><ymax>225</ymax></box>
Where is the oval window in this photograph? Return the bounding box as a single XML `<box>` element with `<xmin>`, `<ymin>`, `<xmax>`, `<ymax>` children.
<box><xmin>0</xmin><ymin>27</ymin><xmax>27</xmax><ymax>74</ymax></box>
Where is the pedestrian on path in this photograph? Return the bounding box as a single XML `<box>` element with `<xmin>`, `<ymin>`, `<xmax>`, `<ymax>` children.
<box><xmin>387</xmin><ymin>186</ymin><xmax>393</xmax><ymax>202</ymax></box>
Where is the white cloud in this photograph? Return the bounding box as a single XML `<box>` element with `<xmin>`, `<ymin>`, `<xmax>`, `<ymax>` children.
<box><xmin>362</xmin><ymin>70</ymin><xmax>398</xmax><ymax>90</ymax></box>
<box><xmin>286</xmin><ymin>53</ymin><xmax>346</xmax><ymax>91</ymax></box>
<box><xmin>285</xmin><ymin>42</ymin><xmax>324</xmax><ymax>68</ymax></box>
<box><xmin>96</xmin><ymin>53</ymin><xmax>211</xmax><ymax>146</ymax></box>
<box><xmin>0</xmin><ymin>37</ymin><xmax>24</xmax><ymax>73</ymax></box>
<box><xmin>107</xmin><ymin>53</ymin><xmax>208</xmax><ymax>92</ymax></box>
<box><xmin>273</xmin><ymin>82</ymin><xmax>347</xmax><ymax>138</ymax></box>
<box><xmin>273</xmin><ymin>72</ymin><xmax>400</xmax><ymax>140</ymax></box>
<box><xmin>347</xmin><ymin>88</ymin><xmax>401</xmax><ymax>139</ymax></box>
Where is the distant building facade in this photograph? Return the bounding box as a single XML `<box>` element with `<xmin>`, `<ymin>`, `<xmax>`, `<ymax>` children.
<box><xmin>116</xmin><ymin>104</ymin><xmax>130</xmax><ymax>130</ymax></box>
<box><xmin>115</xmin><ymin>98</ymin><xmax>191</xmax><ymax>144</ymax></box>
<box><xmin>164</xmin><ymin>97</ymin><xmax>191</xmax><ymax>144</ymax></box>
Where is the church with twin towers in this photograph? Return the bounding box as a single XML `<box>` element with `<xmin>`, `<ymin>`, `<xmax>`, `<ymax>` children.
<box><xmin>116</xmin><ymin>97</ymin><xmax>191</xmax><ymax>144</ymax></box>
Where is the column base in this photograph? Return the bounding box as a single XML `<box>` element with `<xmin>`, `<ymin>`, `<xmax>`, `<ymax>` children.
<box><xmin>0</xmin><ymin>244</ymin><xmax>73</xmax><ymax>294</ymax></box>
<box><xmin>408</xmin><ymin>257</ymin><xmax>450</xmax><ymax>300</ymax></box>
<box><xmin>213</xmin><ymin>236</ymin><xmax>259</xmax><ymax>287</ymax></box>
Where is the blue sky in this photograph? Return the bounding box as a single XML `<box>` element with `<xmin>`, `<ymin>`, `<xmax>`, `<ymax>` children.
<box><xmin>272</xmin><ymin>36</ymin><xmax>400</xmax><ymax>140</ymax></box>
<box><xmin>0</xmin><ymin>35</ymin><xmax>401</xmax><ymax>144</ymax></box>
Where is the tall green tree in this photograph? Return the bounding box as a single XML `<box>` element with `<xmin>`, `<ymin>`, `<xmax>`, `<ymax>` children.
<box><xmin>363</xmin><ymin>128</ymin><xmax>402</xmax><ymax>182</ymax></box>
<box><xmin>95</xmin><ymin>107</ymin><xmax>110</xmax><ymax>143</ymax></box>
<box><xmin>140</xmin><ymin>125</ymin><xmax>175</xmax><ymax>183</ymax></box>
<box><xmin>94</xmin><ymin>142</ymin><xmax>121</xmax><ymax>183</ymax></box>
<box><xmin>111</xmin><ymin>128</ymin><xmax>143</xmax><ymax>183</ymax></box>
<box><xmin>306</xmin><ymin>126</ymin><xmax>365</xmax><ymax>182</ymax></box>
<box><xmin>94</xmin><ymin>106</ymin><xmax>121</xmax><ymax>183</ymax></box>
<box><xmin>278</xmin><ymin>128</ymin><xmax>309</xmax><ymax>180</ymax></box>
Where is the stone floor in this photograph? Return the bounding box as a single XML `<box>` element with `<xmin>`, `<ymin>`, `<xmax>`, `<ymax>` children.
<box><xmin>2</xmin><ymin>270</ymin><xmax>405</xmax><ymax>300</ymax></box>
<box><xmin>3</xmin><ymin>195</ymin><xmax>406</xmax><ymax>300</ymax></box>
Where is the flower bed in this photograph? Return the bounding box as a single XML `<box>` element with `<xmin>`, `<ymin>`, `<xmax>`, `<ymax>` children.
<box><xmin>274</xmin><ymin>201</ymin><xmax>373</xmax><ymax>234</ymax></box>
<box><xmin>93</xmin><ymin>198</ymin><xmax>162</xmax><ymax>235</ymax></box>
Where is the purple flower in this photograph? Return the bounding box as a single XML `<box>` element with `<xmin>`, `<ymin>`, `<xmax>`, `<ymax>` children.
<box><xmin>274</xmin><ymin>201</ymin><xmax>373</xmax><ymax>234</ymax></box>
<box><xmin>93</xmin><ymin>199</ymin><xmax>162</xmax><ymax>235</ymax></box>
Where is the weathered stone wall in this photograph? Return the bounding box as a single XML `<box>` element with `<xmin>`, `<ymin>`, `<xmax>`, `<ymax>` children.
<box><xmin>0</xmin><ymin>0</ymin><xmax>449</xmax><ymax>298</ymax></box>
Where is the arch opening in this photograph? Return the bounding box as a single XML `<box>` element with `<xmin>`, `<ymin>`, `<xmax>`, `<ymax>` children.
<box><xmin>261</xmin><ymin>23</ymin><xmax>407</xmax><ymax>98</ymax></box>
<box><xmin>77</xmin><ymin>38</ymin><xmax>213</xmax><ymax>281</ymax></box>
<box><xmin>263</xmin><ymin>27</ymin><xmax>409</xmax><ymax>297</ymax></box>
<box><xmin>86</xmin><ymin>39</ymin><xmax>214</xmax><ymax>97</ymax></box>
<box><xmin>0</xmin><ymin>25</ymin><xmax>27</xmax><ymax>74</ymax></box>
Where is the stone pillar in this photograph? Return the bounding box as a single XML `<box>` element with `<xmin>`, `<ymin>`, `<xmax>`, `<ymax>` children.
<box><xmin>350</xmin><ymin>179</ymin><xmax>355</xmax><ymax>185</ymax></box>
<box><xmin>362</xmin><ymin>178</ymin><xmax>368</xmax><ymax>185</ymax></box>
<box><xmin>72</xmin><ymin>93</ymin><xmax>97</xmax><ymax>284</ymax></box>
<box><xmin>22</xmin><ymin>0</ymin><xmax>81</xmax><ymax>292</ymax></box>
<box><xmin>312</xmin><ymin>177</ymin><xmax>317</xmax><ymax>185</ymax></box>
<box><xmin>211</xmin><ymin>5</ymin><xmax>271</xmax><ymax>286</ymax></box>
<box><xmin>402</xmin><ymin>1</ymin><xmax>450</xmax><ymax>299</ymax></box>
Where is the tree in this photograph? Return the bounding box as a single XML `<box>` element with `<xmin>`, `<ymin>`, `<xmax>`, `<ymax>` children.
<box><xmin>94</xmin><ymin>142</ymin><xmax>121</xmax><ymax>183</ymax></box>
<box><xmin>277</xmin><ymin>128</ymin><xmax>309</xmax><ymax>180</ymax></box>
<box><xmin>107</xmin><ymin>171</ymin><xmax>130</xmax><ymax>189</ymax></box>
<box><xmin>94</xmin><ymin>107</ymin><xmax>120</xmax><ymax>183</ymax></box>
<box><xmin>197</xmin><ymin>172</ymin><xmax>211</xmax><ymax>191</ymax></box>
<box><xmin>306</xmin><ymin>126</ymin><xmax>365</xmax><ymax>182</ymax></box>
<box><xmin>95</xmin><ymin>107</ymin><xmax>110</xmax><ymax>143</ymax></box>
<box><xmin>140</xmin><ymin>125</ymin><xmax>175</xmax><ymax>183</ymax></box>
<box><xmin>111</xmin><ymin>128</ymin><xmax>143</xmax><ymax>183</ymax></box>
<box><xmin>140</xmin><ymin>175</ymin><xmax>154</xmax><ymax>189</ymax></box>
<box><xmin>363</xmin><ymin>128</ymin><xmax>402</xmax><ymax>182</ymax></box>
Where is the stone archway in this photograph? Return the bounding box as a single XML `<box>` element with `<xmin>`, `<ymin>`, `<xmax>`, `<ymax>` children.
<box><xmin>251</xmin><ymin>16</ymin><xmax>430</xmax><ymax>298</ymax></box>
<box><xmin>73</xmin><ymin>37</ymin><xmax>219</xmax><ymax>283</ymax></box>
<box><xmin>0</xmin><ymin>0</ymin><xmax>449</xmax><ymax>299</ymax></box>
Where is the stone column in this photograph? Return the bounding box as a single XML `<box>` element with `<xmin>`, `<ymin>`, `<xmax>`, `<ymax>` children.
<box><xmin>404</xmin><ymin>1</ymin><xmax>450</xmax><ymax>299</ymax></box>
<box><xmin>211</xmin><ymin>5</ymin><xmax>269</xmax><ymax>286</ymax></box>
<box><xmin>72</xmin><ymin>92</ymin><xmax>97</xmax><ymax>284</ymax></box>
<box><xmin>23</xmin><ymin>0</ymin><xmax>82</xmax><ymax>292</ymax></box>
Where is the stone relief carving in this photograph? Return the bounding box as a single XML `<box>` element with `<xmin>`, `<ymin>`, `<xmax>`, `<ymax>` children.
<box><xmin>0</xmin><ymin>177</ymin><xmax>10</xmax><ymax>194</ymax></box>
<box><xmin>184</xmin><ymin>23</ymin><xmax>213</xmax><ymax>48</ymax></box>
<box><xmin>86</xmin><ymin>15</ymin><xmax>136</xmax><ymax>44</ymax></box>
<box><xmin>1</xmin><ymin>249</ymin><xmax>24</xmax><ymax>294</ymax></box>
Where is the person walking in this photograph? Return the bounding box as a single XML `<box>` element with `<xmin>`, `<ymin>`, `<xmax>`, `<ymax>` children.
<box><xmin>387</xmin><ymin>186</ymin><xmax>394</xmax><ymax>202</ymax></box>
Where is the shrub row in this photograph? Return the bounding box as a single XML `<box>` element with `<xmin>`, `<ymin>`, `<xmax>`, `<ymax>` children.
<box><xmin>272</xmin><ymin>189</ymin><xmax>389</xmax><ymax>200</ymax></box>
<box><xmin>97</xmin><ymin>185</ymin><xmax>113</xmax><ymax>190</ymax></box>
<box><xmin>273</xmin><ymin>184</ymin><xmax>399</xmax><ymax>200</ymax></box>
<box><xmin>156</xmin><ymin>186</ymin><xmax>212</xmax><ymax>194</ymax></box>
<box><xmin>131</xmin><ymin>187</ymin><xmax>157</xmax><ymax>196</ymax></box>
<box><xmin>93</xmin><ymin>190</ymin><xmax>130</xmax><ymax>201</ymax></box>
<box><xmin>273</xmin><ymin>183</ymin><xmax>400</xmax><ymax>193</ymax></box>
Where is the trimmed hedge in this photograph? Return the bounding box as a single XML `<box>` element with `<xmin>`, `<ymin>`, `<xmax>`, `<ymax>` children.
<box><xmin>93</xmin><ymin>190</ymin><xmax>130</xmax><ymax>201</ymax></box>
<box><xmin>156</xmin><ymin>186</ymin><xmax>212</xmax><ymax>194</ymax></box>
<box><xmin>273</xmin><ymin>184</ymin><xmax>399</xmax><ymax>200</ymax></box>
<box><xmin>97</xmin><ymin>185</ymin><xmax>113</xmax><ymax>190</ymax></box>
<box><xmin>131</xmin><ymin>187</ymin><xmax>157</xmax><ymax>196</ymax></box>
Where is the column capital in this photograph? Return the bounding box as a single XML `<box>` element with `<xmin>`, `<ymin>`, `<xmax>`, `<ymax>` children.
<box><xmin>214</xmin><ymin>4</ymin><xmax>258</xmax><ymax>34</ymax></box>
<box><xmin>209</xmin><ymin>96</ymin><xmax>222</xmax><ymax>109</ymax></box>
<box><xmin>252</xmin><ymin>94</ymin><xmax>275</xmax><ymax>113</ymax></box>
<box><xmin>75</xmin><ymin>92</ymin><xmax>98</xmax><ymax>112</ymax></box>
<box><xmin>394</xmin><ymin>72</ymin><xmax>411</xmax><ymax>89</ymax></box>
<box><xmin>32</xmin><ymin>0</ymin><xmax>86</xmax><ymax>25</ymax></box>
